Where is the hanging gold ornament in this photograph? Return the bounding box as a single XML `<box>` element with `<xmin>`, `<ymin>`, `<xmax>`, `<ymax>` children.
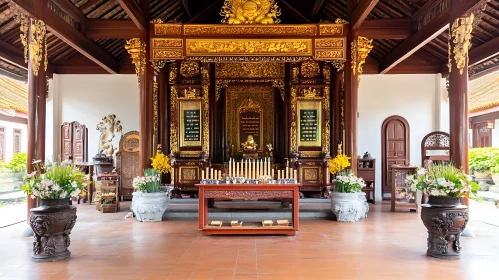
<box><xmin>29</xmin><ymin>19</ymin><xmax>47</xmax><ymax>76</ymax></box>
<box><xmin>450</xmin><ymin>13</ymin><xmax>474</xmax><ymax>75</ymax></box>
<box><xmin>125</xmin><ymin>38</ymin><xmax>147</xmax><ymax>85</ymax></box>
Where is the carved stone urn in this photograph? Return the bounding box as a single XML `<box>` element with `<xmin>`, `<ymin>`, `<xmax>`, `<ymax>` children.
<box><xmin>330</xmin><ymin>192</ymin><xmax>367</xmax><ymax>222</ymax></box>
<box><xmin>30</xmin><ymin>199</ymin><xmax>77</xmax><ymax>262</ymax></box>
<box><xmin>421</xmin><ymin>196</ymin><xmax>469</xmax><ymax>259</ymax></box>
<box><xmin>131</xmin><ymin>192</ymin><xmax>169</xmax><ymax>222</ymax></box>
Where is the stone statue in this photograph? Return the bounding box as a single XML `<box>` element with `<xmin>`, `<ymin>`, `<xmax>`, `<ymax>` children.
<box><xmin>242</xmin><ymin>135</ymin><xmax>257</xmax><ymax>151</ymax></box>
<box><xmin>221</xmin><ymin>0</ymin><xmax>280</xmax><ymax>25</ymax></box>
<box><xmin>96</xmin><ymin>114</ymin><xmax>122</xmax><ymax>157</ymax></box>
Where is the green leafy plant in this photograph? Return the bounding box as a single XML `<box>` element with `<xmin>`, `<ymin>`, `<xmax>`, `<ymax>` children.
<box><xmin>469</xmin><ymin>148</ymin><xmax>499</xmax><ymax>173</ymax></box>
<box><xmin>333</xmin><ymin>169</ymin><xmax>365</xmax><ymax>193</ymax></box>
<box><xmin>6</xmin><ymin>153</ymin><xmax>27</xmax><ymax>172</ymax></box>
<box><xmin>21</xmin><ymin>160</ymin><xmax>88</xmax><ymax>199</ymax></box>
<box><xmin>132</xmin><ymin>168</ymin><xmax>161</xmax><ymax>193</ymax></box>
<box><xmin>405</xmin><ymin>163</ymin><xmax>479</xmax><ymax>198</ymax></box>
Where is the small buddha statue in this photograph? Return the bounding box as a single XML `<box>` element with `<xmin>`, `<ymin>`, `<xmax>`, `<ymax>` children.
<box><xmin>228</xmin><ymin>0</ymin><xmax>276</xmax><ymax>25</ymax></box>
<box><xmin>242</xmin><ymin>135</ymin><xmax>258</xmax><ymax>151</ymax></box>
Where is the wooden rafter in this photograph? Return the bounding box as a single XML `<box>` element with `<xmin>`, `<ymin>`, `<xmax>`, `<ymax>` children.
<box><xmin>10</xmin><ymin>0</ymin><xmax>119</xmax><ymax>74</ymax></box>
<box><xmin>189</xmin><ymin>0</ymin><xmax>224</xmax><ymax>23</ymax></box>
<box><xmin>469</xmin><ymin>36</ymin><xmax>499</xmax><ymax>66</ymax></box>
<box><xmin>379</xmin><ymin>0</ymin><xmax>482</xmax><ymax>74</ymax></box>
<box><xmin>310</xmin><ymin>0</ymin><xmax>325</xmax><ymax>20</ymax></box>
<box><xmin>86</xmin><ymin>19</ymin><xmax>140</xmax><ymax>39</ymax></box>
<box><xmin>79</xmin><ymin>0</ymin><xmax>101</xmax><ymax>12</ymax></box>
<box><xmin>0</xmin><ymin>40</ymin><xmax>28</xmax><ymax>70</ymax></box>
<box><xmin>51</xmin><ymin>0</ymin><xmax>87</xmax><ymax>24</ymax></box>
<box><xmin>116</xmin><ymin>0</ymin><xmax>147</xmax><ymax>31</ymax></box>
<box><xmin>278</xmin><ymin>0</ymin><xmax>312</xmax><ymax>24</ymax></box>
<box><xmin>182</xmin><ymin>0</ymin><xmax>192</xmax><ymax>19</ymax></box>
<box><xmin>359</xmin><ymin>18</ymin><xmax>411</xmax><ymax>39</ymax></box>
<box><xmin>351</xmin><ymin>0</ymin><xmax>379</xmax><ymax>30</ymax></box>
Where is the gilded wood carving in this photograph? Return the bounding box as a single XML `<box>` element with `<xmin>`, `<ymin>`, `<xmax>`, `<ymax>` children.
<box><xmin>220</xmin><ymin>0</ymin><xmax>281</xmax><ymax>25</ymax></box>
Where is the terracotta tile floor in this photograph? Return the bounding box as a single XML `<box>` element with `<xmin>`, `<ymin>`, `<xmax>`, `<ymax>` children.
<box><xmin>0</xmin><ymin>201</ymin><xmax>498</xmax><ymax>280</ymax></box>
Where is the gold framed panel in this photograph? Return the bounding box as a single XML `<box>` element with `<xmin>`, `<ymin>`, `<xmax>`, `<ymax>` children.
<box><xmin>226</xmin><ymin>85</ymin><xmax>274</xmax><ymax>154</ymax></box>
<box><xmin>237</xmin><ymin>103</ymin><xmax>264</xmax><ymax>153</ymax></box>
<box><xmin>297</xmin><ymin>100</ymin><xmax>322</xmax><ymax>148</ymax></box>
<box><xmin>186</xmin><ymin>39</ymin><xmax>313</xmax><ymax>57</ymax></box>
<box><xmin>179</xmin><ymin>166</ymin><xmax>200</xmax><ymax>183</ymax></box>
<box><xmin>179</xmin><ymin>100</ymin><xmax>202</xmax><ymax>148</ymax></box>
<box><xmin>300</xmin><ymin>166</ymin><xmax>322</xmax><ymax>184</ymax></box>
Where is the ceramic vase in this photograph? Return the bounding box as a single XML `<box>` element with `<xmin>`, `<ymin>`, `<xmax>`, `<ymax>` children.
<box><xmin>330</xmin><ymin>192</ymin><xmax>367</xmax><ymax>222</ymax></box>
<box><xmin>131</xmin><ymin>192</ymin><xmax>169</xmax><ymax>222</ymax></box>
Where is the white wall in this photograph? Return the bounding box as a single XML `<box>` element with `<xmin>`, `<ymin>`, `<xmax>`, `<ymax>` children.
<box><xmin>0</xmin><ymin>120</ymin><xmax>28</xmax><ymax>162</ymax></box>
<box><xmin>358</xmin><ymin>74</ymin><xmax>445</xmax><ymax>201</ymax></box>
<box><xmin>46</xmin><ymin>74</ymin><xmax>139</xmax><ymax>161</ymax></box>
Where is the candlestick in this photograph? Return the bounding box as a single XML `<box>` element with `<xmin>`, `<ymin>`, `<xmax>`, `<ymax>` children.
<box><xmin>201</xmin><ymin>170</ymin><xmax>205</xmax><ymax>180</ymax></box>
<box><xmin>218</xmin><ymin>170</ymin><xmax>221</xmax><ymax>180</ymax></box>
<box><xmin>229</xmin><ymin>158</ymin><xmax>232</xmax><ymax>177</ymax></box>
<box><xmin>211</xmin><ymin>168</ymin><xmax>214</xmax><ymax>180</ymax></box>
<box><xmin>286</xmin><ymin>166</ymin><xmax>289</xmax><ymax>179</ymax></box>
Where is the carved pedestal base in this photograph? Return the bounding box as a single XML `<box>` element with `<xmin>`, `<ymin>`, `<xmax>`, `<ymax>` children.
<box><xmin>30</xmin><ymin>199</ymin><xmax>77</xmax><ymax>262</ymax></box>
<box><xmin>131</xmin><ymin>192</ymin><xmax>169</xmax><ymax>222</ymax></box>
<box><xmin>421</xmin><ymin>203</ymin><xmax>469</xmax><ymax>259</ymax></box>
<box><xmin>330</xmin><ymin>192</ymin><xmax>367</xmax><ymax>222</ymax></box>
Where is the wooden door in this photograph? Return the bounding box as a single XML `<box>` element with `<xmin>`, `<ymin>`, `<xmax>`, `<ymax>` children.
<box><xmin>472</xmin><ymin>122</ymin><xmax>492</xmax><ymax>148</ymax></box>
<box><xmin>382</xmin><ymin>116</ymin><xmax>410</xmax><ymax>198</ymax></box>
<box><xmin>61</xmin><ymin>123</ymin><xmax>73</xmax><ymax>161</ymax></box>
<box><xmin>72</xmin><ymin>122</ymin><xmax>86</xmax><ymax>163</ymax></box>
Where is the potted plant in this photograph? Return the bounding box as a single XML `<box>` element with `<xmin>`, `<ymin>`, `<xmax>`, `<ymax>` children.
<box><xmin>329</xmin><ymin>148</ymin><xmax>368</xmax><ymax>222</ymax></box>
<box><xmin>406</xmin><ymin>164</ymin><xmax>479</xmax><ymax>259</ymax></box>
<box><xmin>21</xmin><ymin>160</ymin><xmax>88</xmax><ymax>262</ymax></box>
<box><xmin>469</xmin><ymin>148</ymin><xmax>499</xmax><ymax>189</ymax></box>
<box><xmin>131</xmin><ymin>150</ymin><xmax>172</xmax><ymax>222</ymax></box>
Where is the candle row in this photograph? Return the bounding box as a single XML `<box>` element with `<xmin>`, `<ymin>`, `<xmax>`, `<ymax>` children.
<box><xmin>201</xmin><ymin>168</ymin><xmax>222</xmax><ymax>180</ymax></box>
<box><xmin>277</xmin><ymin>168</ymin><xmax>297</xmax><ymax>180</ymax></box>
<box><xmin>228</xmin><ymin>158</ymin><xmax>272</xmax><ymax>179</ymax></box>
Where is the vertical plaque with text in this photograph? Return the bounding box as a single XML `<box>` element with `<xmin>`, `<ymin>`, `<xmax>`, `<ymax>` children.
<box><xmin>297</xmin><ymin>100</ymin><xmax>322</xmax><ymax>147</ymax></box>
<box><xmin>180</xmin><ymin>100</ymin><xmax>202</xmax><ymax>147</ymax></box>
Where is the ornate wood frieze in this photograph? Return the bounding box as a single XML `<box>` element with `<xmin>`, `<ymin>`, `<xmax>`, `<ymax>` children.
<box><xmin>201</xmin><ymin>63</ymin><xmax>210</xmax><ymax>154</ymax></box>
<box><xmin>204</xmin><ymin>190</ymin><xmax>293</xmax><ymax>199</ymax></box>
<box><xmin>151</xmin><ymin>60</ymin><xmax>167</xmax><ymax>74</ymax></box>
<box><xmin>186</xmin><ymin>39</ymin><xmax>312</xmax><ymax>56</ymax></box>
<box><xmin>154</xmin><ymin>24</ymin><xmax>182</xmax><ymax>35</ymax></box>
<box><xmin>450</xmin><ymin>14</ymin><xmax>474</xmax><ymax>75</ymax></box>
<box><xmin>215</xmin><ymin>79</ymin><xmax>284</xmax><ymax>101</ymax></box>
<box><xmin>180</xmin><ymin>61</ymin><xmax>200</xmax><ymax>77</ymax></box>
<box><xmin>216</xmin><ymin>63</ymin><xmax>284</xmax><ymax>79</ymax></box>
<box><xmin>184</xmin><ymin>25</ymin><xmax>316</xmax><ymax>36</ymax></box>
<box><xmin>170</xmin><ymin>85</ymin><xmax>179</xmax><ymax>153</ymax></box>
<box><xmin>152</xmin><ymin>38</ymin><xmax>183</xmax><ymax>48</ymax></box>
<box><xmin>319</xmin><ymin>24</ymin><xmax>345</xmax><ymax>36</ymax></box>
<box><xmin>300</xmin><ymin>61</ymin><xmax>320</xmax><ymax>78</ymax></box>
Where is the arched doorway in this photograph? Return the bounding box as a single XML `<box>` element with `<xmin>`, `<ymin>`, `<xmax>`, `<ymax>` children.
<box><xmin>381</xmin><ymin>116</ymin><xmax>410</xmax><ymax>199</ymax></box>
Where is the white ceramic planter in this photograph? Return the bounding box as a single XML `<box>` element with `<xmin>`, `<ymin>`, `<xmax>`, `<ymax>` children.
<box><xmin>131</xmin><ymin>192</ymin><xmax>169</xmax><ymax>222</ymax></box>
<box><xmin>331</xmin><ymin>192</ymin><xmax>367</xmax><ymax>222</ymax></box>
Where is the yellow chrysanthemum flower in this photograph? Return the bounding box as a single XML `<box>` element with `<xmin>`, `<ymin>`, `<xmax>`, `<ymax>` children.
<box><xmin>329</xmin><ymin>153</ymin><xmax>351</xmax><ymax>175</ymax></box>
<box><xmin>150</xmin><ymin>151</ymin><xmax>171</xmax><ymax>174</ymax></box>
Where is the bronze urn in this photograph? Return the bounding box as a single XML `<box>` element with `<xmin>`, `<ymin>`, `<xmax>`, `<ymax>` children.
<box><xmin>30</xmin><ymin>199</ymin><xmax>77</xmax><ymax>262</ymax></box>
<box><xmin>420</xmin><ymin>196</ymin><xmax>469</xmax><ymax>259</ymax></box>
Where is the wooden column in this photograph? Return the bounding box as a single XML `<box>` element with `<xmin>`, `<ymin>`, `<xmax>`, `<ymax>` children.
<box><xmin>138</xmin><ymin>0</ymin><xmax>153</xmax><ymax>175</ymax></box>
<box><xmin>448</xmin><ymin>6</ymin><xmax>473</xmax><ymax>173</ymax></box>
<box><xmin>345</xmin><ymin>31</ymin><xmax>359</xmax><ymax>174</ymax></box>
<box><xmin>331</xmin><ymin>68</ymin><xmax>342</xmax><ymax>155</ymax></box>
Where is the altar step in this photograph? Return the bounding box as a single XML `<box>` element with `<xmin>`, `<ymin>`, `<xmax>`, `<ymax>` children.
<box><xmin>163</xmin><ymin>198</ymin><xmax>334</xmax><ymax>220</ymax></box>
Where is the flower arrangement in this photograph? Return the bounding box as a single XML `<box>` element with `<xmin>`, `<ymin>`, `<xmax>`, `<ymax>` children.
<box><xmin>405</xmin><ymin>164</ymin><xmax>479</xmax><ymax>198</ymax></box>
<box><xmin>333</xmin><ymin>170</ymin><xmax>365</xmax><ymax>193</ymax></box>
<box><xmin>150</xmin><ymin>150</ymin><xmax>171</xmax><ymax>174</ymax></box>
<box><xmin>329</xmin><ymin>152</ymin><xmax>351</xmax><ymax>175</ymax></box>
<box><xmin>21</xmin><ymin>160</ymin><xmax>88</xmax><ymax>200</ymax></box>
<box><xmin>133</xmin><ymin>168</ymin><xmax>161</xmax><ymax>193</ymax></box>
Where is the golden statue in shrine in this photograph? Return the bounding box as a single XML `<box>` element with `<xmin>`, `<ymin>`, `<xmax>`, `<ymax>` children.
<box><xmin>242</xmin><ymin>135</ymin><xmax>258</xmax><ymax>151</ymax></box>
<box><xmin>221</xmin><ymin>0</ymin><xmax>281</xmax><ymax>25</ymax></box>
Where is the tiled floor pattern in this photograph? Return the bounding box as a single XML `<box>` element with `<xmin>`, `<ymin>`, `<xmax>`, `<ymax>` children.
<box><xmin>0</xmin><ymin>201</ymin><xmax>497</xmax><ymax>280</ymax></box>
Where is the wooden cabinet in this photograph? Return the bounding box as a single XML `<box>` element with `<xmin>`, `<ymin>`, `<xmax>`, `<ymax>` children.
<box><xmin>357</xmin><ymin>158</ymin><xmax>376</xmax><ymax>204</ymax></box>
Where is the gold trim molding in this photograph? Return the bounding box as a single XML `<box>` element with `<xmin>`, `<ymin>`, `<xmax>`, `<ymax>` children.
<box><xmin>186</xmin><ymin>39</ymin><xmax>312</xmax><ymax>56</ymax></box>
<box><xmin>216</xmin><ymin>62</ymin><xmax>284</xmax><ymax>79</ymax></box>
<box><xmin>184</xmin><ymin>25</ymin><xmax>316</xmax><ymax>36</ymax></box>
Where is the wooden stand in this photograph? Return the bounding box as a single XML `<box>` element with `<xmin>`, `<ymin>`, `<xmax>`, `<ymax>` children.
<box><xmin>391</xmin><ymin>166</ymin><xmax>418</xmax><ymax>212</ymax></box>
<box><xmin>196</xmin><ymin>183</ymin><xmax>300</xmax><ymax>235</ymax></box>
<box><xmin>357</xmin><ymin>158</ymin><xmax>376</xmax><ymax>204</ymax></box>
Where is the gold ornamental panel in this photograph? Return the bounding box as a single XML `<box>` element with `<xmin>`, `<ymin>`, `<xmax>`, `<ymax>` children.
<box><xmin>152</xmin><ymin>38</ymin><xmax>183</xmax><ymax>48</ymax></box>
<box><xmin>183</xmin><ymin>25</ymin><xmax>317</xmax><ymax>36</ymax></box>
<box><xmin>319</xmin><ymin>24</ymin><xmax>345</xmax><ymax>36</ymax></box>
<box><xmin>186</xmin><ymin>39</ymin><xmax>312</xmax><ymax>57</ymax></box>
<box><xmin>301</xmin><ymin>166</ymin><xmax>321</xmax><ymax>184</ymax></box>
<box><xmin>315</xmin><ymin>38</ymin><xmax>345</xmax><ymax>48</ymax></box>
<box><xmin>179</xmin><ymin>166</ymin><xmax>200</xmax><ymax>183</ymax></box>
<box><xmin>215</xmin><ymin>62</ymin><xmax>284</xmax><ymax>79</ymax></box>
<box><xmin>153</xmin><ymin>49</ymin><xmax>183</xmax><ymax>60</ymax></box>
<box><xmin>226</xmin><ymin>85</ymin><xmax>274</xmax><ymax>154</ymax></box>
<box><xmin>154</xmin><ymin>24</ymin><xmax>182</xmax><ymax>35</ymax></box>
<box><xmin>315</xmin><ymin>50</ymin><xmax>344</xmax><ymax>60</ymax></box>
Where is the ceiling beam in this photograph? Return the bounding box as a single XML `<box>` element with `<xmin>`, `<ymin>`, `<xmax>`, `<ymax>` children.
<box><xmin>79</xmin><ymin>0</ymin><xmax>101</xmax><ymax>12</ymax></box>
<box><xmin>278</xmin><ymin>0</ymin><xmax>312</xmax><ymax>23</ymax></box>
<box><xmin>0</xmin><ymin>68</ymin><xmax>26</xmax><ymax>83</ymax></box>
<box><xmin>310</xmin><ymin>0</ymin><xmax>325</xmax><ymax>20</ymax></box>
<box><xmin>182</xmin><ymin>0</ymin><xmax>192</xmax><ymax>19</ymax></box>
<box><xmin>469</xmin><ymin>36</ymin><xmax>499</xmax><ymax>66</ymax></box>
<box><xmin>116</xmin><ymin>0</ymin><xmax>147</xmax><ymax>31</ymax></box>
<box><xmin>470</xmin><ymin>63</ymin><xmax>499</xmax><ymax>80</ymax></box>
<box><xmin>51</xmin><ymin>0</ymin><xmax>87</xmax><ymax>24</ymax></box>
<box><xmin>358</xmin><ymin>18</ymin><xmax>412</xmax><ymax>39</ymax></box>
<box><xmin>0</xmin><ymin>40</ymin><xmax>28</xmax><ymax>70</ymax></box>
<box><xmin>379</xmin><ymin>0</ymin><xmax>481</xmax><ymax>74</ymax></box>
<box><xmin>11</xmin><ymin>0</ymin><xmax>119</xmax><ymax>73</ymax></box>
<box><xmin>86</xmin><ymin>19</ymin><xmax>140</xmax><ymax>39</ymax></box>
<box><xmin>351</xmin><ymin>0</ymin><xmax>379</xmax><ymax>30</ymax></box>
<box><xmin>189</xmin><ymin>0</ymin><xmax>224</xmax><ymax>23</ymax></box>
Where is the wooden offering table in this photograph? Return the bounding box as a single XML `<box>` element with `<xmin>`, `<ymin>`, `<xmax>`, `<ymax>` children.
<box><xmin>196</xmin><ymin>183</ymin><xmax>300</xmax><ymax>236</ymax></box>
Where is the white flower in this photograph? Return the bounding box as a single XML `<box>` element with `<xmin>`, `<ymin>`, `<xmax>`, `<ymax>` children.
<box><xmin>52</xmin><ymin>184</ymin><xmax>61</xmax><ymax>191</ymax></box>
<box><xmin>60</xmin><ymin>191</ymin><xmax>68</xmax><ymax>197</ymax></box>
<box><xmin>71</xmin><ymin>181</ymin><xmax>78</xmax><ymax>188</ymax></box>
<box><xmin>417</xmin><ymin>168</ymin><xmax>427</xmax><ymax>176</ymax></box>
<box><xmin>30</xmin><ymin>194</ymin><xmax>36</xmax><ymax>199</ymax></box>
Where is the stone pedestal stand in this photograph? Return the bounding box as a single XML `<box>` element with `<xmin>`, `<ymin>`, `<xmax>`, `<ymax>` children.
<box><xmin>30</xmin><ymin>199</ymin><xmax>77</xmax><ymax>262</ymax></box>
<box><xmin>421</xmin><ymin>202</ymin><xmax>469</xmax><ymax>259</ymax></box>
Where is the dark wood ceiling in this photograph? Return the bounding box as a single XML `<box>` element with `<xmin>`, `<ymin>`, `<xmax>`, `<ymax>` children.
<box><xmin>0</xmin><ymin>0</ymin><xmax>498</xmax><ymax>82</ymax></box>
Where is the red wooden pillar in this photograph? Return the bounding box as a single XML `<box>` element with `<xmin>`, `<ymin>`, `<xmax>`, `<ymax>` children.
<box><xmin>448</xmin><ymin>7</ymin><xmax>473</xmax><ymax>174</ymax></box>
<box><xmin>138</xmin><ymin>1</ymin><xmax>153</xmax><ymax>175</ymax></box>
<box><xmin>345</xmin><ymin>30</ymin><xmax>359</xmax><ymax>174</ymax></box>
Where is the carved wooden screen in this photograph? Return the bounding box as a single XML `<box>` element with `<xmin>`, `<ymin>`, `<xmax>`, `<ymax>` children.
<box><xmin>61</xmin><ymin>122</ymin><xmax>88</xmax><ymax>162</ymax></box>
<box><xmin>116</xmin><ymin>131</ymin><xmax>139</xmax><ymax>197</ymax></box>
<box><xmin>13</xmin><ymin>129</ymin><xmax>21</xmax><ymax>154</ymax></box>
<box><xmin>0</xmin><ymin>127</ymin><xmax>5</xmax><ymax>161</ymax></box>
<box><xmin>421</xmin><ymin>131</ymin><xmax>450</xmax><ymax>168</ymax></box>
